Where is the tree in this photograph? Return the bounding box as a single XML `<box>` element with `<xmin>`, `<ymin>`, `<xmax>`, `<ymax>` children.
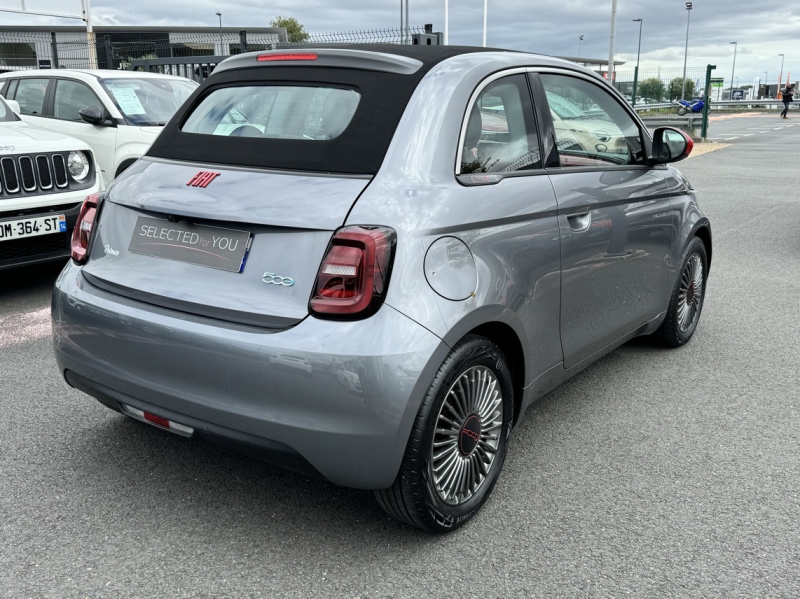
<box><xmin>270</xmin><ymin>16</ymin><xmax>309</xmax><ymax>43</ymax></box>
<box><xmin>668</xmin><ymin>77</ymin><xmax>695</xmax><ymax>100</ymax></box>
<box><xmin>638</xmin><ymin>77</ymin><xmax>665</xmax><ymax>102</ymax></box>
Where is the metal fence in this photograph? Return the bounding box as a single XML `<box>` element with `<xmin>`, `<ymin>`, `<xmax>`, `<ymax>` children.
<box><xmin>610</xmin><ymin>66</ymin><xmax>710</xmax><ymax>104</ymax></box>
<box><xmin>0</xmin><ymin>25</ymin><xmax>435</xmax><ymax>76</ymax></box>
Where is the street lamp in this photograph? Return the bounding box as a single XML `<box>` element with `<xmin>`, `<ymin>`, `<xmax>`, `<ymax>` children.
<box><xmin>444</xmin><ymin>0</ymin><xmax>448</xmax><ymax>44</ymax></box>
<box><xmin>482</xmin><ymin>0</ymin><xmax>488</xmax><ymax>47</ymax></box>
<box><xmin>681</xmin><ymin>2</ymin><xmax>692</xmax><ymax>101</ymax></box>
<box><xmin>215</xmin><ymin>12</ymin><xmax>222</xmax><ymax>52</ymax></box>
<box><xmin>578</xmin><ymin>35</ymin><xmax>583</xmax><ymax>58</ymax></box>
<box><xmin>631</xmin><ymin>19</ymin><xmax>642</xmax><ymax>107</ymax></box>
<box><xmin>779</xmin><ymin>53</ymin><xmax>785</xmax><ymax>86</ymax></box>
<box><xmin>729</xmin><ymin>41</ymin><xmax>737</xmax><ymax>99</ymax></box>
<box><xmin>608</xmin><ymin>0</ymin><xmax>618</xmax><ymax>86</ymax></box>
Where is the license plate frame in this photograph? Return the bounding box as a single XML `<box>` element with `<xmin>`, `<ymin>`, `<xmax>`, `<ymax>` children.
<box><xmin>0</xmin><ymin>214</ymin><xmax>67</xmax><ymax>242</ymax></box>
<box><xmin>128</xmin><ymin>216</ymin><xmax>252</xmax><ymax>273</ymax></box>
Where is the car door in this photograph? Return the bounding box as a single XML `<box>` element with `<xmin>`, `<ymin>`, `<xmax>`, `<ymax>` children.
<box><xmin>451</xmin><ymin>72</ymin><xmax>564</xmax><ymax>382</ymax></box>
<box><xmin>531</xmin><ymin>71</ymin><xmax>673</xmax><ymax>370</ymax></box>
<box><xmin>47</xmin><ymin>78</ymin><xmax>118</xmax><ymax>187</ymax></box>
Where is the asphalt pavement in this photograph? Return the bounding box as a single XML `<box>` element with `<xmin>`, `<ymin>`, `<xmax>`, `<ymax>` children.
<box><xmin>707</xmin><ymin>111</ymin><xmax>800</xmax><ymax>142</ymax></box>
<box><xmin>1</xmin><ymin>123</ymin><xmax>799</xmax><ymax>598</ymax></box>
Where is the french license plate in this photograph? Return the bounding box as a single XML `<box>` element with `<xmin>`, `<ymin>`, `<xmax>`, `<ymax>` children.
<box><xmin>128</xmin><ymin>216</ymin><xmax>252</xmax><ymax>273</ymax></box>
<box><xmin>0</xmin><ymin>214</ymin><xmax>67</xmax><ymax>241</ymax></box>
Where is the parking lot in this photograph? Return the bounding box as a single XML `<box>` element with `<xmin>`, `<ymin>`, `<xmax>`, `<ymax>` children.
<box><xmin>1</xmin><ymin>121</ymin><xmax>798</xmax><ymax>597</ymax></box>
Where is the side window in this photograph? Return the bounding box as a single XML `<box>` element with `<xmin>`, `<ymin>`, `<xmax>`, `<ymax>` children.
<box><xmin>460</xmin><ymin>74</ymin><xmax>541</xmax><ymax>174</ymax></box>
<box><xmin>53</xmin><ymin>79</ymin><xmax>102</xmax><ymax>122</ymax></box>
<box><xmin>541</xmin><ymin>74</ymin><xmax>644</xmax><ymax>168</ymax></box>
<box><xmin>14</xmin><ymin>78</ymin><xmax>49</xmax><ymax>116</ymax></box>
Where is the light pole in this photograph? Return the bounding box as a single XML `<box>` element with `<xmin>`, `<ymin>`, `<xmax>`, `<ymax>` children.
<box><xmin>608</xmin><ymin>0</ymin><xmax>618</xmax><ymax>86</ymax></box>
<box><xmin>444</xmin><ymin>0</ymin><xmax>448</xmax><ymax>44</ymax></box>
<box><xmin>631</xmin><ymin>19</ymin><xmax>642</xmax><ymax>107</ymax></box>
<box><xmin>681</xmin><ymin>2</ymin><xmax>692</xmax><ymax>101</ymax></box>
<box><xmin>482</xmin><ymin>0</ymin><xmax>488</xmax><ymax>47</ymax></box>
<box><xmin>216</xmin><ymin>12</ymin><xmax>222</xmax><ymax>52</ymax></box>
<box><xmin>405</xmin><ymin>0</ymin><xmax>409</xmax><ymax>44</ymax></box>
<box><xmin>763</xmin><ymin>71</ymin><xmax>768</xmax><ymax>98</ymax></box>
<box><xmin>578</xmin><ymin>35</ymin><xmax>583</xmax><ymax>58</ymax></box>
<box><xmin>779</xmin><ymin>53</ymin><xmax>785</xmax><ymax>86</ymax></box>
<box><xmin>729</xmin><ymin>41</ymin><xmax>737</xmax><ymax>99</ymax></box>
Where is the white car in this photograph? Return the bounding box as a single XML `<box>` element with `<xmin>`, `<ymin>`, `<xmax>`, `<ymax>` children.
<box><xmin>0</xmin><ymin>70</ymin><xmax>198</xmax><ymax>189</ymax></box>
<box><xmin>0</xmin><ymin>95</ymin><xmax>101</xmax><ymax>269</ymax></box>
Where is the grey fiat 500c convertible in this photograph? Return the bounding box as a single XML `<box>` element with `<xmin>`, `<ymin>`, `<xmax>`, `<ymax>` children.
<box><xmin>52</xmin><ymin>45</ymin><xmax>711</xmax><ymax>532</ymax></box>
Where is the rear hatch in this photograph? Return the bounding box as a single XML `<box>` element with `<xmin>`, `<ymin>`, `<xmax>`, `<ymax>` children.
<box><xmin>82</xmin><ymin>158</ymin><xmax>370</xmax><ymax>328</ymax></box>
<box><xmin>82</xmin><ymin>54</ymin><xmax>430</xmax><ymax>327</ymax></box>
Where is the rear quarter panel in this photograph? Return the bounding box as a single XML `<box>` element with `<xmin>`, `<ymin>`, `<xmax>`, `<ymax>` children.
<box><xmin>347</xmin><ymin>54</ymin><xmax>568</xmax><ymax>386</ymax></box>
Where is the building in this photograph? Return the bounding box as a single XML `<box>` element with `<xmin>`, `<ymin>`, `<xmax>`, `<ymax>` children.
<box><xmin>0</xmin><ymin>25</ymin><xmax>287</xmax><ymax>72</ymax></box>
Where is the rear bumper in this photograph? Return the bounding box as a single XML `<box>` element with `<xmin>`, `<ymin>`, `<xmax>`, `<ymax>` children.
<box><xmin>0</xmin><ymin>202</ymin><xmax>82</xmax><ymax>270</ymax></box>
<box><xmin>52</xmin><ymin>261</ymin><xmax>448</xmax><ymax>489</ymax></box>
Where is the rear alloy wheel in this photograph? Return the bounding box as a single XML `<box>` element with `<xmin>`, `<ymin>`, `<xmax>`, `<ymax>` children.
<box><xmin>374</xmin><ymin>335</ymin><xmax>513</xmax><ymax>533</ymax></box>
<box><xmin>655</xmin><ymin>237</ymin><xmax>708</xmax><ymax>347</ymax></box>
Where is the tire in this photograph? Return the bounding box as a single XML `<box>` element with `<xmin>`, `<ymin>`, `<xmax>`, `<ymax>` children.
<box><xmin>677</xmin><ymin>106</ymin><xmax>688</xmax><ymax>116</ymax></box>
<box><xmin>655</xmin><ymin>237</ymin><xmax>708</xmax><ymax>347</ymax></box>
<box><xmin>374</xmin><ymin>335</ymin><xmax>514</xmax><ymax>533</ymax></box>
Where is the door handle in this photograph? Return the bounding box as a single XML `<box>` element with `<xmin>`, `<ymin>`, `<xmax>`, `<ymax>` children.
<box><xmin>567</xmin><ymin>212</ymin><xmax>591</xmax><ymax>232</ymax></box>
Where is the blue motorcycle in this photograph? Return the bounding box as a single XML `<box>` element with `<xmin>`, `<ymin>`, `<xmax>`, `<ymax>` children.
<box><xmin>675</xmin><ymin>98</ymin><xmax>705</xmax><ymax>115</ymax></box>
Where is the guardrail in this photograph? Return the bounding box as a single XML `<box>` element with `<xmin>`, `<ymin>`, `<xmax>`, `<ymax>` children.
<box><xmin>633</xmin><ymin>99</ymin><xmax>795</xmax><ymax>112</ymax></box>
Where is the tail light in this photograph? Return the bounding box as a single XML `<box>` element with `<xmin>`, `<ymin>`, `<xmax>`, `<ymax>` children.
<box><xmin>70</xmin><ymin>193</ymin><xmax>102</xmax><ymax>264</ymax></box>
<box><xmin>310</xmin><ymin>226</ymin><xmax>396</xmax><ymax>319</ymax></box>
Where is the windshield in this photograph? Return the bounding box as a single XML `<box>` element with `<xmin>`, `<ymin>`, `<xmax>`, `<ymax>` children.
<box><xmin>100</xmin><ymin>78</ymin><xmax>197</xmax><ymax>126</ymax></box>
<box><xmin>546</xmin><ymin>92</ymin><xmax>587</xmax><ymax>119</ymax></box>
<box><xmin>0</xmin><ymin>96</ymin><xmax>18</xmax><ymax>122</ymax></box>
<box><xmin>182</xmin><ymin>85</ymin><xmax>361</xmax><ymax>140</ymax></box>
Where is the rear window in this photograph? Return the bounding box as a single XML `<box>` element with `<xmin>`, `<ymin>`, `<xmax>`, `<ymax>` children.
<box><xmin>147</xmin><ymin>66</ymin><xmax>425</xmax><ymax>175</ymax></box>
<box><xmin>182</xmin><ymin>85</ymin><xmax>360</xmax><ymax>140</ymax></box>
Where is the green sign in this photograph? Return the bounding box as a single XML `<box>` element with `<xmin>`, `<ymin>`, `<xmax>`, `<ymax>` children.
<box><xmin>710</xmin><ymin>78</ymin><xmax>724</xmax><ymax>88</ymax></box>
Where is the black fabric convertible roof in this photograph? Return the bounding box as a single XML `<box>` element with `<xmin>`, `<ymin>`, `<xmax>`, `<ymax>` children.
<box><xmin>146</xmin><ymin>45</ymin><xmax>510</xmax><ymax>175</ymax></box>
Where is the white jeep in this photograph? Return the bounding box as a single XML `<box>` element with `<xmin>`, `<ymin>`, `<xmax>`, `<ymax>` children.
<box><xmin>0</xmin><ymin>96</ymin><xmax>101</xmax><ymax>269</ymax></box>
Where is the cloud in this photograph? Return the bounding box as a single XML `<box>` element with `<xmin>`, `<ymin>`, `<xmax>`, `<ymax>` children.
<box><xmin>3</xmin><ymin>0</ymin><xmax>798</xmax><ymax>83</ymax></box>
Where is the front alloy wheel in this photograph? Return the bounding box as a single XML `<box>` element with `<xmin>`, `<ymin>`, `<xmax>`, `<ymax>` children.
<box><xmin>655</xmin><ymin>236</ymin><xmax>708</xmax><ymax>347</ymax></box>
<box><xmin>374</xmin><ymin>335</ymin><xmax>514</xmax><ymax>533</ymax></box>
<box><xmin>677</xmin><ymin>253</ymin><xmax>704</xmax><ymax>333</ymax></box>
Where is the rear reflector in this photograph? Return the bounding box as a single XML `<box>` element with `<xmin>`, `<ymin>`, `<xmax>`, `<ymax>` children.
<box><xmin>257</xmin><ymin>53</ymin><xmax>318</xmax><ymax>62</ymax></box>
<box><xmin>121</xmin><ymin>404</ymin><xmax>194</xmax><ymax>437</ymax></box>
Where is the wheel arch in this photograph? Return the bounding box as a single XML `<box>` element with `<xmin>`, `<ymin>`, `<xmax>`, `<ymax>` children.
<box><xmin>438</xmin><ymin>306</ymin><xmax>528</xmax><ymax>426</ymax></box>
<box><xmin>467</xmin><ymin>322</ymin><xmax>526</xmax><ymax>426</ymax></box>
<box><xmin>693</xmin><ymin>223</ymin><xmax>712</xmax><ymax>274</ymax></box>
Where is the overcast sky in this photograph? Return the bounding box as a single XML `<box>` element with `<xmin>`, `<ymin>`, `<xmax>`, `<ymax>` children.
<box><xmin>3</xmin><ymin>0</ymin><xmax>797</xmax><ymax>86</ymax></box>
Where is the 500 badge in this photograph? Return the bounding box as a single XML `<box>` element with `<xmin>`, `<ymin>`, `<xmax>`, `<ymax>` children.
<box><xmin>262</xmin><ymin>272</ymin><xmax>295</xmax><ymax>287</ymax></box>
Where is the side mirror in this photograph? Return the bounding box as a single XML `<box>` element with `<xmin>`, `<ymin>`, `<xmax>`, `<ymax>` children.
<box><xmin>5</xmin><ymin>99</ymin><xmax>20</xmax><ymax>115</ymax></box>
<box><xmin>651</xmin><ymin>127</ymin><xmax>693</xmax><ymax>164</ymax></box>
<box><xmin>78</xmin><ymin>105</ymin><xmax>107</xmax><ymax>126</ymax></box>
